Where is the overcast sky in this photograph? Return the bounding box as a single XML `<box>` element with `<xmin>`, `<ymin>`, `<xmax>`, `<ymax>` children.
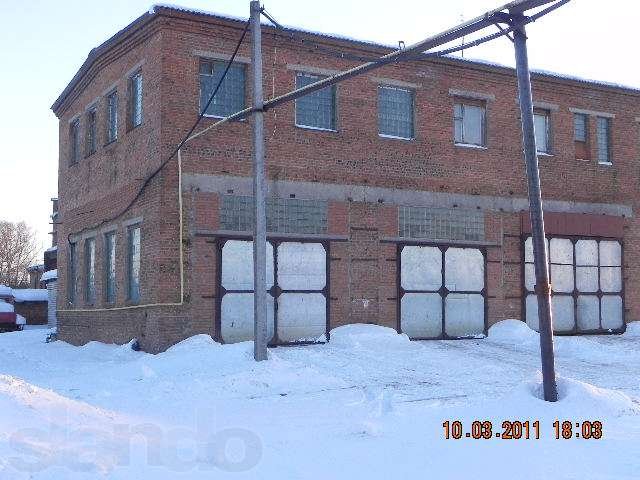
<box><xmin>0</xmin><ymin>0</ymin><xmax>636</xmax><ymax>257</ymax></box>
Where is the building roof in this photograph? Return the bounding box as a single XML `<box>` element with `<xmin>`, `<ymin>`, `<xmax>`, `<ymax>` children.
<box><xmin>41</xmin><ymin>269</ymin><xmax>58</xmax><ymax>283</ymax></box>
<box><xmin>52</xmin><ymin>3</ymin><xmax>640</xmax><ymax>114</ymax></box>
<box><xmin>12</xmin><ymin>289</ymin><xmax>48</xmax><ymax>303</ymax></box>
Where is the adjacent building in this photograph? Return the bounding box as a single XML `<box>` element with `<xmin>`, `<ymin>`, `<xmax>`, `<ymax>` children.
<box><xmin>51</xmin><ymin>5</ymin><xmax>639</xmax><ymax>352</ymax></box>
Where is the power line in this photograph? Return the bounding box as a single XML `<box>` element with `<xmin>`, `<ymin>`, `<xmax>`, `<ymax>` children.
<box><xmin>67</xmin><ymin>19</ymin><xmax>251</xmax><ymax>244</ymax></box>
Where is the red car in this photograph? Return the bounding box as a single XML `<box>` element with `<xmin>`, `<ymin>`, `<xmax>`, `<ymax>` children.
<box><xmin>0</xmin><ymin>301</ymin><xmax>24</xmax><ymax>332</ymax></box>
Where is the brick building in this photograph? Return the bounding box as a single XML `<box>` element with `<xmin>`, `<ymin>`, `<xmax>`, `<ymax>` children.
<box><xmin>51</xmin><ymin>5</ymin><xmax>638</xmax><ymax>352</ymax></box>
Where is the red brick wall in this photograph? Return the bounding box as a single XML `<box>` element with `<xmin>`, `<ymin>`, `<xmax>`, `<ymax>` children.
<box><xmin>53</xmin><ymin>8</ymin><xmax>640</xmax><ymax>350</ymax></box>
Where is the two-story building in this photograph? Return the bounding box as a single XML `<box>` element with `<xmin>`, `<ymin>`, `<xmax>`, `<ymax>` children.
<box><xmin>51</xmin><ymin>5</ymin><xmax>639</xmax><ymax>352</ymax></box>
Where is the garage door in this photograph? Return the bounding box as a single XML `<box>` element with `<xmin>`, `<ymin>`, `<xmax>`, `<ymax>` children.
<box><xmin>524</xmin><ymin>236</ymin><xmax>624</xmax><ymax>334</ymax></box>
<box><xmin>399</xmin><ymin>245</ymin><xmax>486</xmax><ymax>339</ymax></box>
<box><xmin>218</xmin><ymin>239</ymin><xmax>328</xmax><ymax>344</ymax></box>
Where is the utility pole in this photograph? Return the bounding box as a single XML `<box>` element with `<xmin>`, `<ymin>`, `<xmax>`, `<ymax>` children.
<box><xmin>250</xmin><ymin>0</ymin><xmax>268</xmax><ymax>361</ymax></box>
<box><xmin>511</xmin><ymin>12</ymin><xmax>558</xmax><ymax>401</ymax></box>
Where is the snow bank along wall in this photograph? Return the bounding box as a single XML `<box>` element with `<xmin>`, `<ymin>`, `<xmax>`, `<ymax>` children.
<box><xmin>51</xmin><ymin>6</ymin><xmax>638</xmax><ymax>352</ymax></box>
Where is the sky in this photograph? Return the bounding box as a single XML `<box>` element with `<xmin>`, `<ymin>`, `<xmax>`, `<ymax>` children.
<box><xmin>0</xmin><ymin>0</ymin><xmax>637</xmax><ymax>258</ymax></box>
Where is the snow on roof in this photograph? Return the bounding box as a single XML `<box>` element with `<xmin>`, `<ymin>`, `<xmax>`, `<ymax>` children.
<box><xmin>12</xmin><ymin>289</ymin><xmax>48</xmax><ymax>303</ymax></box>
<box><xmin>0</xmin><ymin>285</ymin><xmax>11</xmax><ymax>297</ymax></box>
<box><xmin>45</xmin><ymin>245</ymin><xmax>58</xmax><ymax>253</ymax></box>
<box><xmin>0</xmin><ymin>300</ymin><xmax>14</xmax><ymax>313</ymax></box>
<box><xmin>41</xmin><ymin>269</ymin><xmax>58</xmax><ymax>282</ymax></box>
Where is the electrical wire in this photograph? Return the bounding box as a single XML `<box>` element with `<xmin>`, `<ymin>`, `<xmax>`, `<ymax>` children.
<box><xmin>67</xmin><ymin>19</ymin><xmax>251</xmax><ymax>244</ymax></box>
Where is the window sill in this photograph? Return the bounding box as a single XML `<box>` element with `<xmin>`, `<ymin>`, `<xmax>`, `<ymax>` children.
<box><xmin>379</xmin><ymin>133</ymin><xmax>415</xmax><ymax>142</ymax></box>
<box><xmin>295</xmin><ymin>124</ymin><xmax>338</xmax><ymax>133</ymax></box>
<box><xmin>598</xmin><ymin>161</ymin><xmax>613</xmax><ymax>167</ymax></box>
<box><xmin>454</xmin><ymin>142</ymin><xmax>487</xmax><ymax>150</ymax></box>
<box><xmin>203</xmin><ymin>113</ymin><xmax>246</xmax><ymax>122</ymax></box>
<box><xmin>104</xmin><ymin>139</ymin><xmax>118</xmax><ymax>148</ymax></box>
<box><xmin>537</xmin><ymin>152</ymin><xmax>554</xmax><ymax>157</ymax></box>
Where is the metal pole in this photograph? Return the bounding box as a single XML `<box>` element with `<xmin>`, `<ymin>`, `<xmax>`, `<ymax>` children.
<box><xmin>250</xmin><ymin>0</ymin><xmax>268</xmax><ymax>361</ymax></box>
<box><xmin>512</xmin><ymin>14</ymin><xmax>558</xmax><ymax>401</ymax></box>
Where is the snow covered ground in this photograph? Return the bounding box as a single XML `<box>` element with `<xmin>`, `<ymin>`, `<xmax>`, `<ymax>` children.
<box><xmin>1</xmin><ymin>321</ymin><xmax>639</xmax><ymax>479</ymax></box>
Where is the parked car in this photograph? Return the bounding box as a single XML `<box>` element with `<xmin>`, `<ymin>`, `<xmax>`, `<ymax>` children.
<box><xmin>0</xmin><ymin>300</ymin><xmax>25</xmax><ymax>332</ymax></box>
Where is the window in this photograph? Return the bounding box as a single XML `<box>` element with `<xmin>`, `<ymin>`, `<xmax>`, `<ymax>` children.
<box><xmin>378</xmin><ymin>86</ymin><xmax>414</xmax><ymax>139</ymax></box>
<box><xmin>596</xmin><ymin>116</ymin><xmax>612</xmax><ymax>164</ymax></box>
<box><xmin>68</xmin><ymin>242</ymin><xmax>77</xmax><ymax>304</ymax></box>
<box><xmin>199</xmin><ymin>60</ymin><xmax>245</xmax><ymax>117</ymax></box>
<box><xmin>86</xmin><ymin>107</ymin><xmax>97</xmax><ymax>155</ymax></box>
<box><xmin>129</xmin><ymin>71</ymin><xmax>143</xmax><ymax>128</ymax></box>
<box><xmin>534</xmin><ymin>110</ymin><xmax>550</xmax><ymax>154</ymax></box>
<box><xmin>295</xmin><ymin>72</ymin><xmax>336</xmax><ymax>131</ymax></box>
<box><xmin>104</xmin><ymin>232</ymin><xmax>116</xmax><ymax>303</ymax></box>
<box><xmin>106</xmin><ymin>90</ymin><xmax>118</xmax><ymax>143</ymax></box>
<box><xmin>84</xmin><ymin>238</ymin><xmax>96</xmax><ymax>304</ymax></box>
<box><xmin>454</xmin><ymin>102</ymin><xmax>485</xmax><ymax>146</ymax></box>
<box><xmin>574</xmin><ymin>113</ymin><xmax>589</xmax><ymax>159</ymax></box>
<box><xmin>69</xmin><ymin>119</ymin><xmax>80</xmax><ymax>165</ymax></box>
<box><xmin>524</xmin><ymin>237</ymin><xmax>623</xmax><ymax>333</ymax></box>
<box><xmin>127</xmin><ymin>225</ymin><xmax>141</xmax><ymax>302</ymax></box>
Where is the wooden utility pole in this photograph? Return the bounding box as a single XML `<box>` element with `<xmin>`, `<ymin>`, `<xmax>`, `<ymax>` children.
<box><xmin>250</xmin><ymin>0</ymin><xmax>268</xmax><ymax>361</ymax></box>
<box><xmin>512</xmin><ymin>11</ymin><xmax>558</xmax><ymax>401</ymax></box>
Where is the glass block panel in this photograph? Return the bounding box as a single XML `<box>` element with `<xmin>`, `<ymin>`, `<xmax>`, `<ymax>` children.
<box><xmin>445</xmin><ymin>248</ymin><xmax>484</xmax><ymax>292</ymax></box>
<box><xmin>525</xmin><ymin>263</ymin><xmax>536</xmax><ymax>292</ymax></box>
<box><xmin>378</xmin><ymin>86</ymin><xmax>414</xmax><ymax>139</ymax></box>
<box><xmin>526</xmin><ymin>294</ymin><xmax>539</xmax><ymax>331</ymax></box>
<box><xmin>553</xmin><ymin>295</ymin><xmax>575</xmax><ymax>332</ymax></box>
<box><xmin>550</xmin><ymin>238</ymin><xmax>573</xmax><ymax>265</ymax></box>
<box><xmin>550</xmin><ymin>264</ymin><xmax>574</xmax><ymax>293</ymax></box>
<box><xmin>599</xmin><ymin>241</ymin><xmax>621</xmax><ymax>266</ymax></box>
<box><xmin>295</xmin><ymin>73</ymin><xmax>336</xmax><ymax>130</ymax></box>
<box><xmin>399</xmin><ymin>206</ymin><xmax>484</xmax><ymax>241</ymax></box>
<box><xmin>277</xmin><ymin>293</ymin><xmax>326</xmax><ymax>342</ymax></box>
<box><xmin>577</xmin><ymin>295</ymin><xmax>600</xmax><ymax>331</ymax></box>
<box><xmin>221</xmin><ymin>240</ymin><xmax>274</xmax><ymax>290</ymax></box>
<box><xmin>401</xmin><ymin>293</ymin><xmax>442</xmax><ymax>338</ymax></box>
<box><xmin>221</xmin><ymin>293</ymin><xmax>275</xmax><ymax>344</ymax></box>
<box><xmin>401</xmin><ymin>246</ymin><xmax>442</xmax><ymax>291</ymax></box>
<box><xmin>600</xmin><ymin>267</ymin><xmax>622</xmax><ymax>293</ymax></box>
<box><xmin>575</xmin><ymin>240</ymin><xmax>598</xmax><ymax>266</ymax></box>
<box><xmin>277</xmin><ymin>243</ymin><xmax>326</xmax><ymax>291</ymax></box>
<box><xmin>444</xmin><ymin>294</ymin><xmax>484</xmax><ymax>337</ymax></box>
<box><xmin>576</xmin><ymin>266</ymin><xmax>599</xmax><ymax>293</ymax></box>
<box><xmin>601</xmin><ymin>296</ymin><xmax>623</xmax><ymax>330</ymax></box>
<box><xmin>200</xmin><ymin>61</ymin><xmax>245</xmax><ymax>117</ymax></box>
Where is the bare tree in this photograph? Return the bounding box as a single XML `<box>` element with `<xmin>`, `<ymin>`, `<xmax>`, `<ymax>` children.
<box><xmin>0</xmin><ymin>221</ymin><xmax>40</xmax><ymax>288</ymax></box>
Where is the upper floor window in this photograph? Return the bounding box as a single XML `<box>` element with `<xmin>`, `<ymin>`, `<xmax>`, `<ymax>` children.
<box><xmin>86</xmin><ymin>107</ymin><xmax>97</xmax><ymax>156</ymax></box>
<box><xmin>129</xmin><ymin>71</ymin><xmax>143</xmax><ymax>128</ymax></box>
<box><xmin>84</xmin><ymin>237</ymin><xmax>96</xmax><ymax>304</ymax></box>
<box><xmin>534</xmin><ymin>109</ymin><xmax>551</xmax><ymax>154</ymax></box>
<box><xmin>199</xmin><ymin>60</ymin><xmax>245</xmax><ymax>117</ymax></box>
<box><xmin>106</xmin><ymin>90</ymin><xmax>118</xmax><ymax>143</ymax></box>
<box><xmin>295</xmin><ymin>72</ymin><xmax>336</xmax><ymax>131</ymax></box>
<box><xmin>69</xmin><ymin>119</ymin><xmax>80</xmax><ymax>165</ymax></box>
<box><xmin>127</xmin><ymin>225</ymin><xmax>141</xmax><ymax>303</ymax></box>
<box><xmin>378</xmin><ymin>85</ymin><xmax>414</xmax><ymax>140</ymax></box>
<box><xmin>574</xmin><ymin>113</ymin><xmax>589</xmax><ymax>159</ymax></box>
<box><xmin>596</xmin><ymin>116</ymin><xmax>612</xmax><ymax>164</ymax></box>
<box><xmin>454</xmin><ymin>101</ymin><xmax>485</xmax><ymax>147</ymax></box>
<box><xmin>104</xmin><ymin>232</ymin><xmax>116</xmax><ymax>304</ymax></box>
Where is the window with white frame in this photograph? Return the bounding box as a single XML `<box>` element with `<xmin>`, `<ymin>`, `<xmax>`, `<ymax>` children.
<box><xmin>378</xmin><ymin>85</ymin><xmax>414</xmax><ymax>139</ymax></box>
<box><xmin>596</xmin><ymin>116</ymin><xmax>612</xmax><ymax>164</ymax></box>
<box><xmin>127</xmin><ymin>225</ymin><xmax>141</xmax><ymax>303</ymax></box>
<box><xmin>534</xmin><ymin>109</ymin><xmax>551</xmax><ymax>154</ymax></box>
<box><xmin>295</xmin><ymin>72</ymin><xmax>336</xmax><ymax>131</ymax></box>
<box><xmin>199</xmin><ymin>59</ymin><xmax>245</xmax><ymax>117</ymax></box>
<box><xmin>129</xmin><ymin>71</ymin><xmax>143</xmax><ymax>128</ymax></box>
<box><xmin>106</xmin><ymin>90</ymin><xmax>118</xmax><ymax>143</ymax></box>
<box><xmin>104</xmin><ymin>232</ymin><xmax>116</xmax><ymax>303</ymax></box>
<box><xmin>454</xmin><ymin>102</ymin><xmax>485</xmax><ymax>146</ymax></box>
<box><xmin>84</xmin><ymin>238</ymin><xmax>96</xmax><ymax>304</ymax></box>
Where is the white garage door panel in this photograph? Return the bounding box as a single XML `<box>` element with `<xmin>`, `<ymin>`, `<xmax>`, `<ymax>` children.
<box><xmin>445</xmin><ymin>248</ymin><xmax>484</xmax><ymax>292</ymax></box>
<box><xmin>277</xmin><ymin>293</ymin><xmax>326</xmax><ymax>342</ymax></box>
<box><xmin>221</xmin><ymin>293</ymin><xmax>275</xmax><ymax>344</ymax></box>
<box><xmin>445</xmin><ymin>294</ymin><xmax>484</xmax><ymax>337</ymax></box>
<box><xmin>526</xmin><ymin>294</ymin><xmax>574</xmax><ymax>332</ymax></box>
<box><xmin>401</xmin><ymin>293</ymin><xmax>442</xmax><ymax>338</ymax></box>
<box><xmin>277</xmin><ymin>243</ymin><xmax>326</xmax><ymax>290</ymax></box>
<box><xmin>401</xmin><ymin>246</ymin><xmax>441</xmax><ymax>291</ymax></box>
<box><xmin>222</xmin><ymin>241</ymin><xmax>274</xmax><ymax>290</ymax></box>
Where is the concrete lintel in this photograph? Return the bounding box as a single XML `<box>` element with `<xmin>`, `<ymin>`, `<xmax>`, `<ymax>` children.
<box><xmin>184</xmin><ymin>174</ymin><xmax>634</xmax><ymax>218</ymax></box>
<box><xmin>569</xmin><ymin>107</ymin><xmax>615</xmax><ymax>118</ymax></box>
<box><xmin>371</xmin><ymin>76</ymin><xmax>420</xmax><ymax>90</ymax></box>
<box><xmin>193</xmin><ymin>50</ymin><xmax>251</xmax><ymax>64</ymax></box>
<box><xmin>287</xmin><ymin>64</ymin><xmax>342</xmax><ymax>77</ymax></box>
<box><xmin>449</xmin><ymin>88</ymin><xmax>495</xmax><ymax>102</ymax></box>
